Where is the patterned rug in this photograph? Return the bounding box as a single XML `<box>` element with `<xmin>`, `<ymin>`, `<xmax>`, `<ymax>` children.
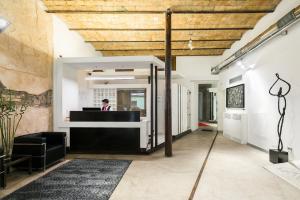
<box><xmin>3</xmin><ymin>159</ymin><xmax>131</xmax><ymax>200</ymax></box>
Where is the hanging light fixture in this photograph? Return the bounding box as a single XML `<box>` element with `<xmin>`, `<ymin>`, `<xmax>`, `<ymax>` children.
<box><xmin>0</xmin><ymin>17</ymin><xmax>10</xmax><ymax>33</ymax></box>
<box><xmin>188</xmin><ymin>33</ymin><xmax>194</xmax><ymax>50</ymax></box>
<box><xmin>85</xmin><ymin>75</ymin><xmax>135</xmax><ymax>81</ymax></box>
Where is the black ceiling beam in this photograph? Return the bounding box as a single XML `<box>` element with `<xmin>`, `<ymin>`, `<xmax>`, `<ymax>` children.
<box><xmin>171</xmin><ymin>10</ymin><xmax>274</xmax><ymax>14</ymax></box>
<box><xmin>85</xmin><ymin>39</ymin><xmax>240</xmax><ymax>42</ymax></box>
<box><xmin>46</xmin><ymin>10</ymin><xmax>274</xmax><ymax>14</ymax></box>
<box><xmin>46</xmin><ymin>10</ymin><xmax>164</xmax><ymax>14</ymax></box>
<box><xmin>98</xmin><ymin>53</ymin><xmax>224</xmax><ymax>56</ymax></box>
<box><xmin>95</xmin><ymin>48</ymin><xmax>229</xmax><ymax>51</ymax></box>
<box><xmin>70</xmin><ymin>27</ymin><xmax>253</xmax><ymax>31</ymax></box>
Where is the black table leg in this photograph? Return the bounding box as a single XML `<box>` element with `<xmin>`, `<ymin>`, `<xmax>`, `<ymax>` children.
<box><xmin>28</xmin><ymin>157</ymin><xmax>32</xmax><ymax>175</ymax></box>
<box><xmin>0</xmin><ymin>155</ymin><xmax>4</xmax><ymax>188</ymax></box>
<box><xmin>3</xmin><ymin>170</ymin><xmax>6</xmax><ymax>188</ymax></box>
<box><xmin>0</xmin><ymin>172</ymin><xmax>4</xmax><ymax>188</ymax></box>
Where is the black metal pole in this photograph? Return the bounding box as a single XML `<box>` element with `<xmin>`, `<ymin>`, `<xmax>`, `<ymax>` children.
<box><xmin>165</xmin><ymin>9</ymin><xmax>172</xmax><ymax>157</ymax></box>
<box><xmin>150</xmin><ymin>63</ymin><xmax>154</xmax><ymax>149</ymax></box>
<box><xmin>155</xmin><ymin>65</ymin><xmax>158</xmax><ymax>147</ymax></box>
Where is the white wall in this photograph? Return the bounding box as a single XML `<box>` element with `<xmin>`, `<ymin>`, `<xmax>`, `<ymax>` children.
<box><xmin>176</xmin><ymin>56</ymin><xmax>221</xmax><ymax>81</ymax></box>
<box><xmin>62</xmin><ymin>66</ymin><xmax>80</xmax><ymax>120</ymax></box>
<box><xmin>218</xmin><ymin>0</ymin><xmax>300</xmax><ymax>160</ymax></box>
<box><xmin>52</xmin><ymin>15</ymin><xmax>101</xmax><ymax>58</ymax></box>
<box><xmin>78</xmin><ymin>70</ymin><xmax>94</xmax><ymax>108</ymax></box>
<box><xmin>53</xmin><ymin>15</ymin><xmax>101</xmax><ymax>120</ymax></box>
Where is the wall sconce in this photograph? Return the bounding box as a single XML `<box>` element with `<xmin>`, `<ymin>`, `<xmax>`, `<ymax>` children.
<box><xmin>237</xmin><ymin>60</ymin><xmax>255</xmax><ymax>71</ymax></box>
<box><xmin>0</xmin><ymin>17</ymin><xmax>10</xmax><ymax>33</ymax></box>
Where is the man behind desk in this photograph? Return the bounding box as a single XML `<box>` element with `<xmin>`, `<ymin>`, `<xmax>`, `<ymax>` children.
<box><xmin>101</xmin><ymin>99</ymin><xmax>111</xmax><ymax>111</ymax></box>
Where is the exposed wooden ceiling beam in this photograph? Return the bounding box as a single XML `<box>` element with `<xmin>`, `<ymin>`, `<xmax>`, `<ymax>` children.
<box><xmin>43</xmin><ymin>0</ymin><xmax>281</xmax><ymax>13</ymax></box>
<box><xmin>99</xmin><ymin>49</ymin><xmax>224</xmax><ymax>56</ymax></box>
<box><xmin>79</xmin><ymin>30</ymin><xmax>246</xmax><ymax>42</ymax></box>
<box><xmin>59</xmin><ymin>13</ymin><xmax>265</xmax><ymax>30</ymax></box>
<box><xmin>42</xmin><ymin>0</ymin><xmax>281</xmax><ymax>57</ymax></box>
<box><xmin>91</xmin><ymin>41</ymin><xmax>234</xmax><ymax>50</ymax></box>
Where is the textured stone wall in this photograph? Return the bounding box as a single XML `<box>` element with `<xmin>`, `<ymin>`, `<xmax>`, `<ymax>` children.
<box><xmin>0</xmin><ymin>0</ymin><xmax>53</xmax><ymax>135</ymax></box>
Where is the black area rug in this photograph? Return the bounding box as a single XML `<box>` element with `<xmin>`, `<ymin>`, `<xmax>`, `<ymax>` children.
<box><xmin>3</xmin><ymin>159</ymin><xmax>131</xmax><ymax>200</ymax></box>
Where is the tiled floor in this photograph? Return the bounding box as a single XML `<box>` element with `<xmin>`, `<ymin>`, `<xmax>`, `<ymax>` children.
<box><xmin>1</xmin><ymin>131</ymin><xmax>300</xmax><ymax>200</ymax></box>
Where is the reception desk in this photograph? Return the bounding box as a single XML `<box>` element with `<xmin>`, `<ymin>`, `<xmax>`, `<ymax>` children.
<box><xmin>55</xmin><ymin>111</ymin><xmax>149</xmax><ymax>154</ymax></box>
<box><xmin>70</xmin><ymin>111</ymin><xmax>140</xmax><ymax>122</ymax></box>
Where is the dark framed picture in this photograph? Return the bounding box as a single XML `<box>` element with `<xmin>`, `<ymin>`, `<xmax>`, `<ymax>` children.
<box><xmin>226</xmin><ymin>84</ymin><xmax>245</xmax><ymax>108</ymax></box>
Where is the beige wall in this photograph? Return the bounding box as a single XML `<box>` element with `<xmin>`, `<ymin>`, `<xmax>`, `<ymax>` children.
<box><xmin>0</xmin><ymin>0</ymin><xmax>53</xmax><ymax>135</ymax></box>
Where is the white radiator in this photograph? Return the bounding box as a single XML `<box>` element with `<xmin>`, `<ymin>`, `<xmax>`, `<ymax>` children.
<box><xmin>223</xmin><ymin>112</ymin><xmax>248</xmax><ymax>144</ymax></box>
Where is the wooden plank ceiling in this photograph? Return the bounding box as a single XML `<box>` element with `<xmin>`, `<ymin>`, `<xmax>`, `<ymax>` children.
<box><xmin>43</xmin><ymin>0</ymin><xmax>281</xmax><ymax>56</ymax></box>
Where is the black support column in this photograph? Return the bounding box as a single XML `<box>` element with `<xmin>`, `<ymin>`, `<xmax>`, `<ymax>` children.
<box><xmin>155</xmin><ymin>65</ymin><xmax>158</xmax><ymax>147</ymax></box>
<box><xmin>150</xmin><ymin>63</ymin><xmax>154</xmax><ymax>149</ymax></box>
<box><xmin>165</xmin><ymin>9</ymin><xmax>172</xmax><ymax>157</ymax></box>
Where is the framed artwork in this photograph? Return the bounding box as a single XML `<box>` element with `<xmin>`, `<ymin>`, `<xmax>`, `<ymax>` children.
<box><xmin>226</xmin><ymin>84</ymin><xmax>245</xmax><ymax>108</ymax></box>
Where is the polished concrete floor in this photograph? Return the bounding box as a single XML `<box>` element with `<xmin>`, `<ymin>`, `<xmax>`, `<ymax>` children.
<box><xmin>193</xmin><ymin>135</ymin><xmax>300</xmax><ymax>200</ymax></box>
<box><xmin>1</xmin><ymin>131</ymin><xmax>300</xmax><ymax>200</ymax></box>
<box><xmin>68</xmin><ymin>131</ymin><xmax>215</xmax><ymax>200</ymax></box>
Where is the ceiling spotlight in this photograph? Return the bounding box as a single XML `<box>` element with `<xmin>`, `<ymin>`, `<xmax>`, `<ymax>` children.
<box><xmin>237</xmin><ymin>60</ymin><xmax>255</xmax><ymax>71</ymax></box>
<box><xmin>236</xmin><ymin>60</ymin><xmax>244</xmax><ymax>67</ymax></box>
<box><xmin>0</xmin><ymin>17</ymin><xmax>10</xmax><ymax>33</ymax></box>
<box><xmin>249</xmin><ymin>64</ymin><xmax>255</xmax><ymax>69</ymax></box>
<box><xmin>188</xmin><ymin>38</ymin><xmax>194</xmax><ymax>50</ymax></box>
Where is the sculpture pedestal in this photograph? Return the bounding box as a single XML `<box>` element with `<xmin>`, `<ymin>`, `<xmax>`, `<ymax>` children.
<box><xmin>269</xmin><ymin>149</ymin><xmax>288</xmax><ymax>164</ymax></box>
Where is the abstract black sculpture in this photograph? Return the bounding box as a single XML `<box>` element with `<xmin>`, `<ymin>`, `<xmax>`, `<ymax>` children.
<box><xmin>268</xmin><ymin>73</ymin><xmax>291</xmax><ymax>163</ymax></box>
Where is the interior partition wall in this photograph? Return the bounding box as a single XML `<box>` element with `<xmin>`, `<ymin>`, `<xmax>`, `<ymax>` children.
<box><xmin>172</xmin><ymin>83</ymin><xmax>191</xmax><ymax>136</ymax></box>
<box><xmin>53</xmin><ymin>56</ymin><xmax>165</xmax><ymax>153</ymax></box>
<box><xmin>150</xmin><ymin>65</ymin><xmax>165</xmax><ymax>149</ymax></box>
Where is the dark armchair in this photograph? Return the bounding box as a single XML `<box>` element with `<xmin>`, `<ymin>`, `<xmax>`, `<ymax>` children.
<box><xmin>0</xmin><ymin>148</ymin><xmax>4</xmax><ymax>187</ymax></box>
<box><xmin>12</xmin><ymin>132</ymin><xmax>66</xmax><ymax>170</ymax></box>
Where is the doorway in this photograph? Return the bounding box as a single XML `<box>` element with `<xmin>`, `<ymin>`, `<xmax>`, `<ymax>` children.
<box><xmin>198</xmin><ymin>84</ymin><xmax>218</xmax><ymax>130</ymax></box>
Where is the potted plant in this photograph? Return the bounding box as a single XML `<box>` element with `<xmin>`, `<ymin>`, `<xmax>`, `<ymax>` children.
<box><xmin>0</xmin><ymin>90</ymin><xmax>28</xmax><ymax>160</ymax></box>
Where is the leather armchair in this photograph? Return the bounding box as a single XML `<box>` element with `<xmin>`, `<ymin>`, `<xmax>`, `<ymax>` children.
<box><xmin>12</xmin><ymin>132</ymin><xmax>66</xmax><ymax>170</ymax></box>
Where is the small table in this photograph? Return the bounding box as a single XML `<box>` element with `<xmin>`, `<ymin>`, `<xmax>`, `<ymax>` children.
<box><xmin>1</xmin><ymin>155</ymin><xmax>32</xmax><ymax>188</ymax></box>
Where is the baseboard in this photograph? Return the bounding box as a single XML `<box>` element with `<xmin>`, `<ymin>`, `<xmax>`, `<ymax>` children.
<box><xmin>223</xmin><ymin>134</ymin><xmax>247</xmax><ymax>144</ymax></box>
<box><xmin>67</xmin><ymin>146</ymin><xmax>148</xmax><ymax>155</ymax></box>
<box><xmin>247</xmin><ymin>143</ymin><xmax>268</xmax><ymax>153</ymax></box>
<box><xmin>68</xmin><ymin>150</ymin><xmax>147</xmax><ymax>155</ymax></box>
<box><xmin>146</xmin><ymin>143</ymin><xmax>165</xmax><ymax>154</ymax></box>
<box><xmin>173</xmin><ymin>129</ymin><xmax>192</xmax><ymax>141</ymax></box>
